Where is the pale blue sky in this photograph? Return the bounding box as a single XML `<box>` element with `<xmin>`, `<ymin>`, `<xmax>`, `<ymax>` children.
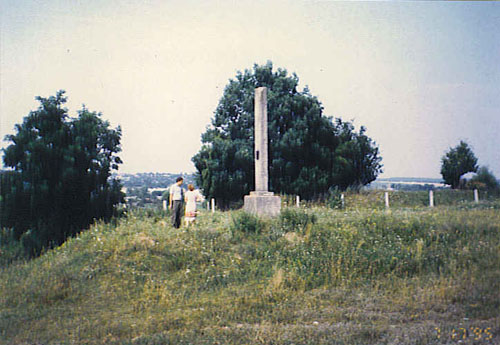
<box><xmin>1</xmin><ymin>0</ymin><xmax>499</xmax><ymax>178</ymax></box>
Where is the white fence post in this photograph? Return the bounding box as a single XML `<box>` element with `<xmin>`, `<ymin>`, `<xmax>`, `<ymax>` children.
<box><xmin>429</xmin><ymin>190</ymin><xmax>434</xmax><ymax>207</ymax></box>
<box><xmin>474</xmin><ymin>189</ymin><xmax>479</xmax><ymax>203</ymax></box>
<box><xmin>163</xmin><ymin>200</ymin><xmax>167</xmax><ymax>211</ymax></box>
<box><xmin>341</xmin><ymin>193</ymin><xmax>345</xmax><ymax>208</ymax></box>
<box><xmin>296</xmin><ymin>195</ymin><xmax>300</xmax><ymax>207</ymax></box>
<box><xmin>385</xmin><ymin>192</ymin><xmax>390</xmax><ymax>208</ymax></box>
<box><xmin>211</xmin><ymin>198</ymin><xmax>215</xmax><ymax>213</ymax></box>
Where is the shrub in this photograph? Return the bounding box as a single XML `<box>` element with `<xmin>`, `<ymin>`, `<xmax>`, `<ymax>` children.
<box><xmin>0</xmin><ymin>228</ymin><xmax>26</xmax><ymax>266</ymax></box>
<box><xmin>279</xmin><ymin>208</ymin><xmax>316</xmax><ymax>234</ymax></box>
<box><xmin>325</xmin><ymin>187</ymin><xmax>343</xmax><ymax>209</ymax></box>
<box><xmin>230</xmin><ymin>211</ymin><xmax>264</xmax><ymax>235</ymax></box>
<box><xmin>468</xmin><ymin>166</ymin><xmax>499</xmax><ymax>192</ymax></box>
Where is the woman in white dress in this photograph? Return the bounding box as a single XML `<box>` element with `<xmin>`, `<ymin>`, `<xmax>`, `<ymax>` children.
<box><xmin>184</xmin><ymin>184</ymin><xmax>202</xmax><ymax>226</ymax></box>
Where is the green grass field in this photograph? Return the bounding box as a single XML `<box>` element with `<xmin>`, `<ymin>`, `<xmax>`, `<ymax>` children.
<box><xmin>1</xmin><ymin>191</ymin><xmax>499</xmax><ymax>344</ymax></box>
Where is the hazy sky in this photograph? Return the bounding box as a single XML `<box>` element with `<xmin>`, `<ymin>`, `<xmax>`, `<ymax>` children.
<box><xmin>1</xmin><ymin>0</ymin><xmax>499</xmax><ymax>178</ymax></box>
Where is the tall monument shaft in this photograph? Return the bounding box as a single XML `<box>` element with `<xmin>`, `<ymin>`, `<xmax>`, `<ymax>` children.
<box><xmin>254</xmin><ymin>87</ymin><xmax>268</xmax><ymax>192</ymax></box>
<box><xmin>243</xmin><ymin>86</ymin><xmax>281</xmax><ymax>217</ymax></box>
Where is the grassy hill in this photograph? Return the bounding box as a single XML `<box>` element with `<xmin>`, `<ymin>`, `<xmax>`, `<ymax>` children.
<box><xmin>1</xmin><ymin>192</ymin><xmax>499</xmax><ymax>344</ymax></box>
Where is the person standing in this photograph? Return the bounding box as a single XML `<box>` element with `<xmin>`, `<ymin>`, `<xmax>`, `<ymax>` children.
<box><xmin>184</xmin><ymin>184</ymin><xmax>203</xmax><ymax>226</ymax></box>
<box><xmin>169</xmin><ymin>177</ymin><xmax>184</xmax><ymax>228</ymax></box>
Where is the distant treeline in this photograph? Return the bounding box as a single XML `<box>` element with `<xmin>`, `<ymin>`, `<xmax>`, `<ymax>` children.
<box><xmin>117</xmin><ymin>172</ymin><xmax>196</xmax><ymax>189</ymax></box>
<box><xmin>390</xmin><ymin>183</ymin><xmax>445</xmax><ymax>191</ymax></box>
<box><xmin>117</xmin><ymin>173</ymin><xmax>197</xmax><ymax>209</ymax></box>
<box><xmin>376</xmin><ymin>177</ymin><xmax>444</xmax><ymax>184</ymax></box>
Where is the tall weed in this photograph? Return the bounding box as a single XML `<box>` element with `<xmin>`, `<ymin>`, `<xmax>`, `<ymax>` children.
<box><xmin>230</xmin><ymin>211</ymin><xmax>264</xmax><ymax>235</ymax></box>
<box><xmin>279</xmin><ymin>207</ymin><xmax>316</xmax><ymax>234</ymax></box>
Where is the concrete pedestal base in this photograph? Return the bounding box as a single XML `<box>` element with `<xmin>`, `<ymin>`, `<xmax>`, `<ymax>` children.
<box><xmin>243</xmin><ymin>191</ymin><xmax>281</xmax><ymax>217</ymax></box>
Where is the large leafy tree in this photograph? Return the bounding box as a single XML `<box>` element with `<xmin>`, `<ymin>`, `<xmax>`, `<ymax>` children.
<box><xmin>440</xmin><ymin>140</ymin><xmax>478</xmax><ymax>189</ymax></box>
<box><xmin>192</xmin><ymin>62</ymin><xmax>382</xmax><ymax>207</ymax></box>
<box><xmin>1</xmin><ymin>90</ymin><xmax>124</xmax><ymax>254</ymax></box>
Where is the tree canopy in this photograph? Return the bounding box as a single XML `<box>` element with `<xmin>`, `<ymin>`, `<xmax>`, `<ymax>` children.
<box><xmin>192</xmin><ymin>62</ymin><xmax>382</xmax><ymax>207</ymax></box>
<box><xmin>440</xmin><ymin>140</ymin><xmax>478</xmax><ymax>189</ymax></box>
<box><xmin>1</xmin><ymin>91</ymin><xmax>124</xmax><ymax>254</ymax></box>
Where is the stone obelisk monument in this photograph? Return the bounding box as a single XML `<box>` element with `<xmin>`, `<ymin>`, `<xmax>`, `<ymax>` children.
<box><xmin>243</xmin><ymin>87</ymin><xmax>281</xmax><ymax>217</ymax></box>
